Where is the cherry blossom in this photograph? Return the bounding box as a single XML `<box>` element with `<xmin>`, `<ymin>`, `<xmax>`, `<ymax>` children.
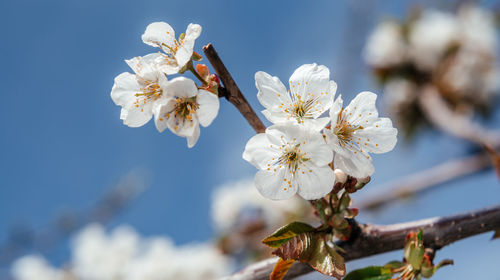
<box><xmin>325</xmin><ymin>92</ymin><xmax>397</xmax><ymax>178</ymax></box>
<box><xmin>154</xmin><ymin>77</ymin><xmax>219</xmax><ymax>148</ymax></box>
<box><xmin>255</xmin><ymin>64</ymin><xmax>337</xmax><ymax>131</ymax></box>
<box><xmin>142</xmin><ymin>22</ymin><xmax>202</xmax><ymax>75</ymax></box>
<box><xmin>110</xmin><ymin>55</ymin><xmax>169</xmax><ymax>128</ymax></box>
<box><xmin>243</xmin><ymin>123</ymin><xmax>334</xmax><ymax>200</ymax></box>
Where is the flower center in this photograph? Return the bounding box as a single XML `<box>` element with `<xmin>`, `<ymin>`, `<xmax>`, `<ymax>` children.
<box><xmin>133</xmin><ymin>82</ymin><xmax>162</xmax><ymax>109</ymax></box>
<box><xmin>276</xmin><ymin>144</ymin><xmax>309</xmax><ymax>175</ymax></box>
<box><xmin>284</xmin><ymin>95</ymin><xmax>318</xmax><ymax>123</ymax></box>
<box><xmin>173</xmin><ymin>97</ymin><xmax>199</xmax><ymax>122</ymax></box>
<box><xmin>334</xmin><ymin>108</ymin><xmax>363</xmax><ymax>146</ymax></box>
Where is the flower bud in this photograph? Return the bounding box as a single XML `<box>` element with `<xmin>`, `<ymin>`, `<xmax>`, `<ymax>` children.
<box><xmin>334</xmin><ymin>169</ymin><xmax>347</xmax><ymax>184</ymax></box>
<box><xmin>196</xmin><ymin>64</ymin><xmax>210</xmax><ymax>80</ymax></box>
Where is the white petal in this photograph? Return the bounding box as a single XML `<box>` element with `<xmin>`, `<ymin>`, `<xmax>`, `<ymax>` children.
<box><xmin>121</xmin><ymin>97</ymin><xmax>155</xmax><ymax>128</ymax></box>
<box><xmin>354</xmin><ymin>117</ymin><xmax>397</xmax><ymax>154</ymax></box>
<box><xmin>168</xmin><ymin>115</ymin><xmax>198</xmax><ymax>137</ymax></box>
<box><xmin>165</xmin><ymin>77</ymin><xmax>198</xmax><ymax>98</ymax></box>
<box><xmin>187</xmin><ymin>124</ymin><xmax>200</xmax><ymax>148</ymax></box>
<box><xmin>110</xmin><ymin>72</ymin><xmax>141</xmax><ymax>107</ymax></box>
<box><xmin>296</xmin><ymin>164</ymin><xmax>335</xmax><ymax>200</ymax></box>
<box><xmin>302</xmin><ymin>117</ymin><xmax>330</xmax><ymax>131</ymax></box>
<box><xmin>345</xmin><ymin>91</ymin><xmax>379</xmax><ymax>126</ymax></box>
<box><xmin>175</xmin><ymin>23</ymin><xmax>202</xmax><ymax>68</ymax></box>
<box><xmin>142</xmin><ymin>22</ymin><xmax>175</xmax><ymax>48</ymax></box>
<box><xmin>254</xmin><ymin>169</ymin><xmax>297</xmax><ymax>200</ymax></box>
<box><xmin>329</xmin><ymin>95</ymin><xmax>344</xmax><ymax>121</ymax></box>
<box><xmin>153</xmin><ymin>99</ymin><xmax>175</xmax><ymax>133</ymax></box>
<box><xmin>334</xmin><ymin>151</ymin><xmax>374</xmax><ymax>178</ymax></box>
<box><xmin>261</xmin><ymin>108</ymin><xmax>290</xmax><ymax>124</ymax></box>
<box><xmin>289</xmin><ymin>64</ymin><xmax>330</xmax><ymax>101</ymax></box>
<box><xmin>127</xmin><ymin>54</ymin><xmax>165</xmax><ymax>81</ymax></box>
<box><xmin>243</xmin><ymin>133</ymin><xmax>281</xmax><ymax>169</ymax></box>
<box><xmin>301</xmin><ymin>132</ymin><xmax>333</xmax><ymax>167</ymax></box>
<box><xmin>196</xmin><ymin>90</ymin><xmax>219</xmax><ymax>127</ymax></box>
<box><xmin>255</xmin><ymin>71</ymin><xmax>289</xmax><ymax>109</ymax></box>
<box><xmin>324</xmin><ymin>128</ymin><xmax>352</xmax><ymax>158</ymax></box>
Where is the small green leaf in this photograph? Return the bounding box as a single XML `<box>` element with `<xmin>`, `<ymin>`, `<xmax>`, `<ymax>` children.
<box><xmin>338</xmin><ymin>192</ymin><xmax>351</xmax><ymax>212</ymax></box>
<box><xmin>344</xmin><ymin>266</ymin><xmax>393</xmax><ymax>280</ymax></box>
<box><xmin>262</xmin><ymin>222</ymin><xmax>315</xmax><ymax>248</ymax></box>
<box><xmin>384</xmin><ymin>261</ymin><xmax>405</xmax><ymax>270</ymax></box>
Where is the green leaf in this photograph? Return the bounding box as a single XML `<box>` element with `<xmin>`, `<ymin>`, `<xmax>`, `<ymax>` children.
<box><xmin>262</xmin><ymin>222</ymin><xmax>315</xmax><ymax>248</ymax></box>
<box><xmin>270</xmin><ymin>258</ymin><xmax>295</xmax><ymax>280</ymax></box>
<box><xmin>338</xmin><ymin>192</ymin><xmax>351</xmax><ymax>212</ymax></box>
<box><xmin>272</xmin><ymin>233</ymin><xmax>346</xmax><ymax>279</ymax></box>
<box><xmin>308</xmin><ymin>238</ymin><xmax>346</xmax><ymax>279</ymax></box>
<box><xmin>344</xmin><ymin>266</ymin><xmax>393</xmax><ymax>280</ymax></box>
<box><xmin>384</xmin><ymin>261</ymin><xmax>405</xmax><ymax>270</ymax></box>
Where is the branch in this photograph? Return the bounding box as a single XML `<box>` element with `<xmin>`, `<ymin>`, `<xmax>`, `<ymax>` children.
<box><xmin>356</xmin><ymin>151</ymin><xmax>492</xmax><ymax>210</ymax></box>
<box><xmin>418</xmin><ymin>86</ymin><xmax>500</xmax><ymax>146</ymax></box>
<box><xmin>223</xmin><ymin>204</ymin><xmax>500</xmax><ymax>280</ymax></box>
<box><xmin>203</xmin><ymin>43</ymin><xmax>266</xmax><ymax>134</ymax></box>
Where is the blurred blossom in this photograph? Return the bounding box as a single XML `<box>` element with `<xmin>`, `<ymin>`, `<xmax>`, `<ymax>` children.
<box><xmin>12</xmin><ymin>255</ymin><xmax>63</xmax><ymax>280</ymax></box>
<box><xmin>363</xmin><ymin>4</ymin><xmax>499</xmax><ymax>137</ymax></box>
<box><xmin>211</xmin><ymin>178</ymin><xmax>310</xmax><ymax>232</ymax></box>
<box><xmin>363</xmin><ymin>21</ymin><xmax>407</xmax><ymax>69</ymax></box>
<box><xmin>12</xmin><ymin>224</ymin><xmax>231</xmax><ymax>280</ymax></box>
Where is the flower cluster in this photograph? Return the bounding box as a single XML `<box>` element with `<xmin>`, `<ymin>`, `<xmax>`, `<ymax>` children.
<box><xmin>363</xmin><ymin>4</ymin><xmax>499</xmax><ymax>137</ymax></box>
<box><xmin>12</xmin><ymin>224</ymin><xmax>231</xmax><ymax>280</ymax></box>
<box><xmin>110</xmin><ymin>22</ymin><xmax>220</xmax><ymax>147</ymax></box>
<box><xmin>243</xmin><ymin>64</ymin><xmax>398</xmax><ymax>200</ymax></box>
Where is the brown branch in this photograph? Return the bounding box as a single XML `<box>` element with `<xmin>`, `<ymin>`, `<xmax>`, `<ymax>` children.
<box><xmin>356</xmin><ymin>151</ymin><xmax>492</xmax><ymax>210</ymax></box>
<box><xmin>418</xmin><ymin>86</ymin><xmax>500</xmax><ymax>146</ymax></box>
<box><xmin>222</xmin><ymin>204</ymin><xmax>500</xmax><ymax>280</ymax></box>
<box><xmin>203</xmin><ymin>43</ymin><xmax>266</xmax><ymax>134</ymax></box>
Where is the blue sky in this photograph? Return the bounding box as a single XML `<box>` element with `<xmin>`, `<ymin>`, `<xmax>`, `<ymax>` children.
<box><xmin>0</xmin><ymin>0</ymin><xmax>499</xmax><ymax>279</ymax></box>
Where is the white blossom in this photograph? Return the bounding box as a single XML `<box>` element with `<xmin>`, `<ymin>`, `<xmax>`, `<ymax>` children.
<box><xmin>153</xmin><ymin>77</ymin><xmax>219</xmax><ymax>148</ymax></box>
<box><xmin>325</xmin><ymin>92</ymin><xmax>397</xmax><ymax>178</ymax></box>
<box><xmin>363</xmin><ymin>21</ymin><xmax>407</xmax><ymax>68</ymax></box>
<box><xmin>408</xmin><ymin>10</ymin><xmax>460</xmax><ymax>70</ymax></box>
<box><xmin>111</xmin><ymin>55</ymin><xmax>170</xmax><ymax>129</ymax></box>
<box><xmin>211</xmin><ymin>178</ymin><xmax>309</xmax><ymax>232</ymax></box>
<box><xmin>12</xmin><ymin>224</ymin><xmax>231</xmax><ymax>280</ymax></box>
<box><xmin>243</xmin><ymin>123</ymin><xmax>334</xmax><ymax>200</ymax></box>
<box><xmin>255</xmin><ymin>64</ymin><xmax>337</xmax><ymax>131</ymax></box>
<box><xmin>142</xmin><ymin>22</ymin><xmax>202</xmax><ymax>75</ymax></box>
<box><xmin>12</xmin><ymin>255</ymin><xmax>63</xmax><ymax>280</ymax></box>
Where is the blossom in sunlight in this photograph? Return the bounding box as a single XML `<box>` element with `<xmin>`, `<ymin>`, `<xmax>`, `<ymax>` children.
<box><xmin>142</xmin><ymin>22</ymin><xmax>202</xmax><ymax>75</ymax></box>
<box><xmin>363</xmin><ymin>21</ymin><xmax>407</xmax><ymax>68</ymax></box>
<box><xmin>211</xmin><ymin>178</ymin><xmax>310</xmax><ymax>232</ymax></box>
<box><xmin>255</xmin><ymin>63</ymin><xmax>337</xmax><ymax>131</ymax></box>
<box><xmin>154</xmin><ymin>77</ymin><xmax>219</xmax><ymax>148</ymax></box>
<box><xmin>243</xmin><ymin>123</ymin><xmax>334</xmax><ymax>200</ymax></box>
<box><xmin>12</xmin><ymin>224</ymin><xmax>231</xmax><ymax>280</ymax></box>
<box><xmin>111</xmin><ymin>55</ymin><xmax>170</xmax><ymax>129</ymax></box>
<box><xmin>325</xmin><ymin>92</ymin><xmax>397</xmax><ymax>178</ymax></box>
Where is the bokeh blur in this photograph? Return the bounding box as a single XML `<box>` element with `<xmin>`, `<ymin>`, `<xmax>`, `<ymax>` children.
<box><xmin>1</xmin><ymin>0</ymin><xmax>499</xmax><ymax>279</ymax></box>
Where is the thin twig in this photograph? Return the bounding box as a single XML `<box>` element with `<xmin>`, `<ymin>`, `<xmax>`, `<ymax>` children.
<box><xmin>418</xmin><ymin>86</ymin><xmax>500</xmax><ymax>146</ymax></box>
<box><xmin>222</xmin><ymin>204</ymin><xmax>500</xmax><ymax>280</ymax></box>
<box><xmin>203</xmin><ymin>43</ymin><xmax>266</xmax><ymax>134</ymax></box>
<box><xmin>356</xmin><ymin>151</ymin><xmax>493</xmax><ymax>210</ymax></box>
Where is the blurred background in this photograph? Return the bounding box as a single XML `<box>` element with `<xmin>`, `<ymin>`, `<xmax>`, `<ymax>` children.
<box><xmin>0</xmin><ymin>0</ymin><xmax>499</xmax><ymax>279</ymax></box>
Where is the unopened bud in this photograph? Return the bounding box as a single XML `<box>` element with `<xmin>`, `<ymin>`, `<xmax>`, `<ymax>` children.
<box><xmin>196</xmin><ymin>64</ymin><xmax>210</xmax><ymax>80</ymax></box>
<box><xmin>334</xmin><ymin>169</ymin><xmax>347</xmax><ymax>184</ymax></box>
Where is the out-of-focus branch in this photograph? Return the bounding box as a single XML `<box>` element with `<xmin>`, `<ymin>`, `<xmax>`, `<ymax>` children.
<box><xmin>418</xmin><ymin>86</ymin><xmax>500</xmax><ymax>146</ymax></box>
<box><xmin>203</xmin><ymin>43</ymin><xmax>266</xmax><ymax>134</ymax></box>
<box><xmin>0</xmin><ymin>172</ymin><xmax>147</xmax><ymax>265</ymax></box>
<box><xmin>356</xmin><ymin>151</ymin><xmax>492</xmax><ymax>210</ymax></box>
<box><xmin>222</xmin><ymin>204</ymin><xmax>500</xmax><ymax>280</ymax></box>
